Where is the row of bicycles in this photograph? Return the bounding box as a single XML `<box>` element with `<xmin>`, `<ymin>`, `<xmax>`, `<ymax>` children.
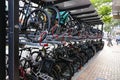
<box><xmin>6</xmin><ymin>0</ymin><xmax>104</xmax><ymax>80</ymax></box>
<box><xmin>19</xmin><ymin>0</ymin><xmax>103</xmax><ymax>43</ymax></box>
<box><xmin>6</xmin><ymin>39</ymin><xmax>104</xmax><ymax>80</ymax></box>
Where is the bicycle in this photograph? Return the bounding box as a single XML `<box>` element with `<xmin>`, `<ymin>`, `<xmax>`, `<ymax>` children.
<box><xmin>19</xmin><ymin>0</ymin><xmax>50</xmax><ymax>43</ymax></box>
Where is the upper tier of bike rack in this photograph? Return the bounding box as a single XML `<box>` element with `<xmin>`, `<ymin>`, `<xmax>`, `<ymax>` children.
<box><xmin>18</xmin><ymin>0</ymin><xmax>104</xmax><ymax>46</ymax></box>
<box><xmin>31</xmin><ymin>0</ymin><xmax>103</xmax><ymax>26</ymax></box>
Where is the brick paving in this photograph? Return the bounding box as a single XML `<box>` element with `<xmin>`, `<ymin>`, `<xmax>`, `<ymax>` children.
<box><xmin>72</xmin><ymin>40</ymin><xmax>120</xmax><ymax>80</ymax></box>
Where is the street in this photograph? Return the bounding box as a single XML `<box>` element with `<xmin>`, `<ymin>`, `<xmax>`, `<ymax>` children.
<box><xmin>72</xmin><ymin>40</ymin><xmax>120</xmax><ymax>80</ymax></box>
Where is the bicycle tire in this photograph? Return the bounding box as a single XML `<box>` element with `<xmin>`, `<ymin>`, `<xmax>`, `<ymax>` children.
<box><xmin>24</xmin><ymin>8</ymin><xmax>50</xmax><ymax>43</ymax></box>
<box><xmin>44</xmin><ymin>6</ymin><xmax>60</xmax><ymax>26</ymax></box>
<box><xmin>44</xmin><ymin>6</ymin><xmax>62</xmax><ymax>35</ymax></box>
<box><xmin>48</xmin><ymin>67</ymin><xmax>60</xmax><ymax>80</ymax></box>
<box><xmin>54</xmin><ymin>61</ymin><xmax>73</xmax><ymax>80</ymax></box>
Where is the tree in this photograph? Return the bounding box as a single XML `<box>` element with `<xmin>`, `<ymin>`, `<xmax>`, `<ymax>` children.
<box><xmin>111</xmin><ymin>19</ymin><xmax>120</xmax><ymax>27</ymax></box>
<box><xmin>104</xmin><ymin>24</ymin><xmax>111</xmax><ymax>33</ymax></box>
<box><xmin>90</xmin><ymin>0</ymin><xmax>112</xmax><ymax>32</ymax></box>
<box><xmin>91</xmin><ymin>0</ymin><xmax>112</xmax><ymax>8</ymax></box>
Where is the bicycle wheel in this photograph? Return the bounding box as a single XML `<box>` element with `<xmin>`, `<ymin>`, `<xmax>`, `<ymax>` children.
<box><xmin>54</xmin><ymin>61</ymin><xmax>73</xmax><ymax>80</ymax></box>
<box><xmin>44</xmin><ymin>6</ymin><xmax>61</xmax><ymax>35</ymax></box>
<box><xmin>48</xmin><ymin>67</ymin><xmax>60</xmax><ymax>80</ymax></box>
<box><xmin>25</xmin><ymin>9</ymin><xmax>50</xmax><ymax>43</ymax></box>
<box><xmin>19</xmin><ymin>58</ymin><xmax>35</xmax><ymax>80</ymax></box>
<box><xmin>69</xmin><ymin>56</ymin><xmax>81</xmax><ymax>72</ymax></box>
<box><xmin>59</xmin><ymin>13</ymin><xmax>74</xmax><ymax>35</ymax></box>
<box><xmin>21</xmin><ymin>74</ymin><xmax>37</xmax><ymax>80</ymax></box>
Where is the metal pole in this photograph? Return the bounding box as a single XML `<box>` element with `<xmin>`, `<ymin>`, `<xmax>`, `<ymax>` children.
<box><xmin>0</xmin><ymin>0</ymin><xmax>6</xmax><ymax>79</ymax></box>
<box><xmin>101</xmin><ymin>24</ymin><xmax>104</xmax><ymax>35</ymax></box>
<box><xmin>101</xmin><ymin>24</ymin><xmax>103</xmax><ymax>32</ymax></box>
<box><xmin>101</xmin><ymin>24</ymin><xmax>104</xmax><ymax>40</ymax></box>
<box><xmin>8</xmin><ymin>0</ymin><xmax>19</xmax><ymax>79</ymax></box>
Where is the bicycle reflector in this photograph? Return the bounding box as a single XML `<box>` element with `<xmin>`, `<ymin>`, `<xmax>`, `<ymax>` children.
<box><xmin>40</xmin><ymin>43</ymin><xmax>48</xmax><ymax>47</ymax></box>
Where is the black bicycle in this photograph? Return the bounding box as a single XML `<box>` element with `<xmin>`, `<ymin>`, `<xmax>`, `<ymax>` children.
<box><xmin>19</xmin><ymin>0</ymin><xmax>50</xmax><ymax>43</ymax></box>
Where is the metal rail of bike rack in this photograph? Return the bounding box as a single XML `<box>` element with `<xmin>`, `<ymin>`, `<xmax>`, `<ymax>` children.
<box><xmin>19</xmin><ymin>33</ymin><xmax>103</xmax><ymax>45</ymax></box>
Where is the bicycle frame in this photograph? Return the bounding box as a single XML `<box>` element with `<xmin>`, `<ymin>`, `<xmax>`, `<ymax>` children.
<box><xmin>19</xmin><ymin>0</ymin><xmax>33</xmax><ymax>30</ymax></box>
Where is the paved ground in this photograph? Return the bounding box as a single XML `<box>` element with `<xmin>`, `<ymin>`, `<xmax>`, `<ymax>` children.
<box><xmin>72</xmin><ymin>40</ymin><xmax>120</xmax><ymax>80</ymax></box>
